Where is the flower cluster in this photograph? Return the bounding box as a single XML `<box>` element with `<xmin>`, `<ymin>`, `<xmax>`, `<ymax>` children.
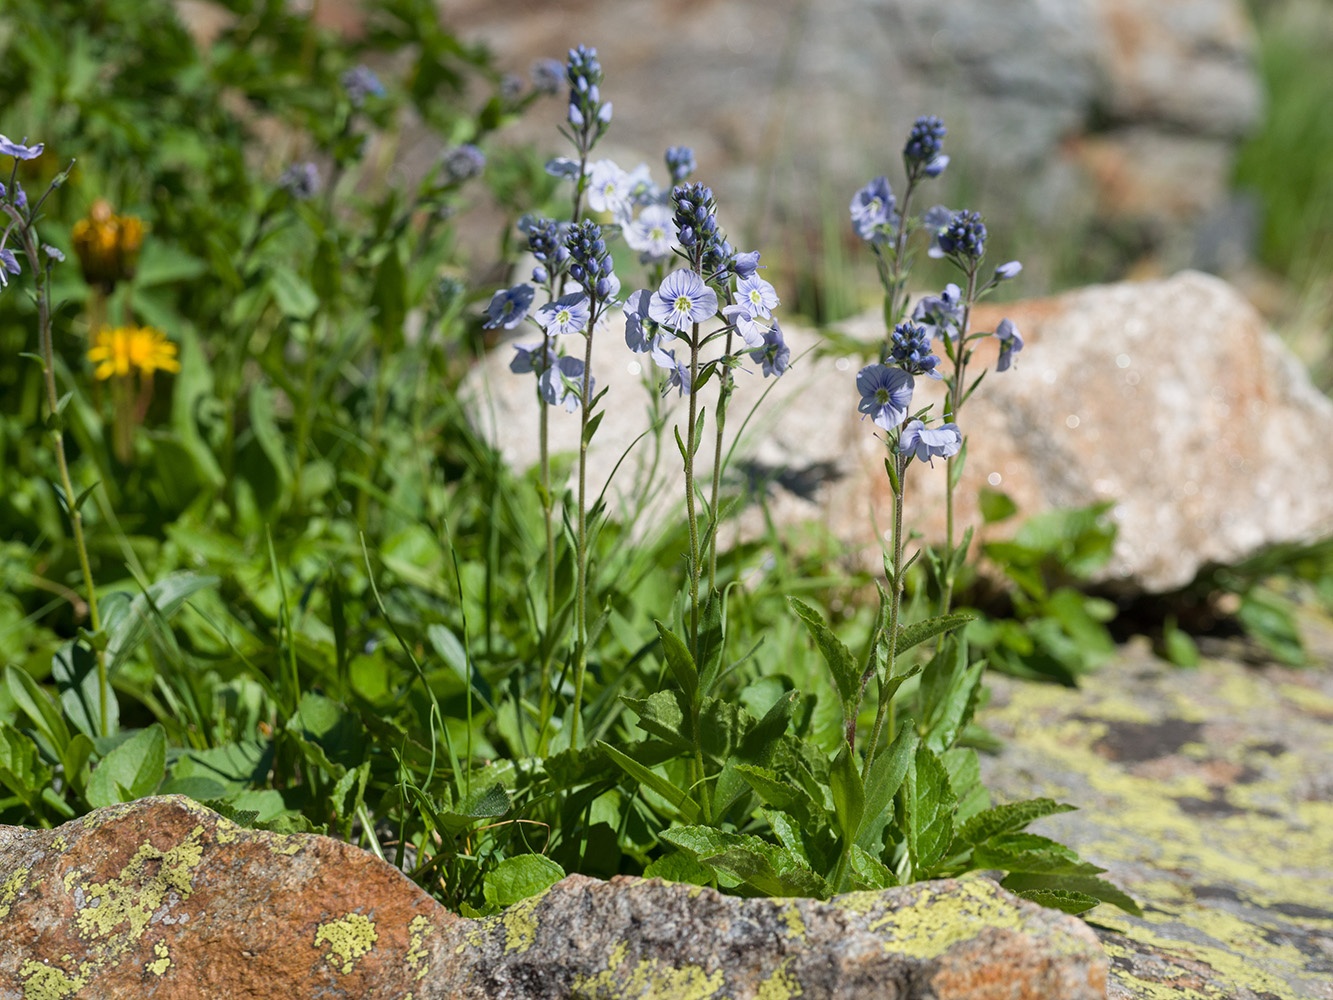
<box><xmin>341</xmin><ymin>65</ymin><xmax>385</xmax><ymax>108</ymax></box>
<box><xmin>672</xmin><ymin>183</ymin><xmax>721</xmax><ymax>260</ymax></box>
<box><xmin>888</xmin><ymin>322</ymin><xmax>942</xmax><ymax>379</ymax></box>
<box><xmin>441</xmin><ymin>143</ymin><xmax>486</xmax><ymax>183</ymax></box>
<box><xmin>279</xmin><ymin>162</ymin><xmax>321</xmax><ymax>200</ymax></box>
<box><xmin>936</xmin><ymin>209</ymin><xmax>986</xmax><ymax>260</ymax></box>
<box><xmin>902</xmin><ymin>115</ymin><xmax>949</xmax><ymax>178</ymax></box>
<box><xmin>849</xmin><ymin>176</ymin><xmax>899</xmax><ymax>245</ymax></box>
<box><xmin>665</xmin><ymin>146</ymin><xmax>696</xmax><ymax>184</ymax></box>
<box><xmin>566</xmin><ymin>220</ymin><xmax>616</xmax><ymax>300</ymax></box>
<box><xmin>565</xmin><ymin>45</ymin><xmax>611</xmax><ymax>149</ymax></box>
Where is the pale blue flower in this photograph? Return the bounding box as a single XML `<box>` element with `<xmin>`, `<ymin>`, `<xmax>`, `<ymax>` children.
<box><xmin>510</xmin><ymin>342</ymin><xmax>555</xmax><ymax>374</ymax></box>
<box><xmin>722</xmin><ymin>303</ymin><xmax>765</xmax><ymax>349</ymax></box>
<box><xmin>588</xmin><ymin>159</ymin><xmax>631</xmax><ymax>216</ymax></box>
<box><xmin>623</xmin><ymin>203</ymin><xmax>675</xmax><ymax>262</ymax></box>
<box><xmin>623</xmin><ymin>289</ymin><xmax>663</xmax><ymax>352</ymax></box>
<box><xmin>545</xmin><ymin>157</ymin><xmax>582</xmax><ymax>180</ymax></box>
<box><xmin>900</xmin><ymin>419</ymin><xmax>962</xmax><ymax>465</ymax></box>
<box><xmin>539</xmin><ymin>292</ymin><xmax>590</xmax><ymax>336</ymax></box>
<box><xmin>737</xmin><ymin>273</ymin><xmax>779</xmax><ymax>320</ymax></box>
<box><xmin>994</xmin><ymin>260</ymin><xmax>1023</xmax><ymax>281</ymax></box>
<box><xmin>995</xmin><ymin>317</ymin><xmax>1024</xmax><ymax>372</ymax></box>
<box><xmin>541</xmin><ymin>354</ymin><xmax>591</xmax><ymax>411</ymax></box>
<box><xmin>442</xmin><ymin>144</ymin><xmax>486</xmax><ymax>182</ymax></box>
<box><xmin>484</xmin><ymin>284</ymin><xmax>535</xmax><ymax>330</ymax></box>
<box><xmin>0</xmin><ymin>248</ymin><xmax>20</xmax><ymax>288</ymax></box>
<box><xmin>857</xmin><ymin>364</ymin><xmax>914</xmax><ymax>431</ymax></box>
<box><xmin>649</xmin><ymin>269</ymin><xmax>718</xmax><ymax>332</ymax></box>
<box><xmin>850</xmin><ymin>176</ymin><xmax>899</xmax><ymax>244</ymax></box>
<box><xmin>530</xmin><ymin>58</ymin><xmax>565</xmax><ymax>95</ymax></box>
<box><xmin>749</xmin><ymin>321</ymin><xmax>790</xmax><ymax>378</ymax></box>
<box><xmin>731</xmin><ymin>251</ymin><xmax>761</xmax><ymax>278</ymax></box>
<box><xmin>923</xmin><ymin>204</ymin><xmax>953</xmax><ymax>258</ymax></box>
<box><xmin>0</xmin><ymin>135</ymin><xmax>43</xmax><ymax>160</ymax></box>
<box><xmin>341</xmin><ymin>65</ymin><xmax>385</xmax><ymax>108</ymax></box>
<box><xmin>913</xmin><ymin>283</ymin><xmax>965</xmax><ymax>342</ymax></box>
<box><xmin>651</xmin><ymin>339</ymin><xmax>691</xmax><ymax>396</ymax></box>
<box><xmin>665</xmin><ymin>145</ymin><xmax>696</xmax><ymax>183</ymax></box>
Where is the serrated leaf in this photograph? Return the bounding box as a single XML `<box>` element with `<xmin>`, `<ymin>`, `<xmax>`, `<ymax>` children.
<box><xmin>661</xmin><ymin>825</ymin><xmax>827</xmax><ymax>898</ymax></box>
<box><xmin>0</xmin><ymin>722</ymin><xmax>52</xmax><ymax>809</ymax></box>
<box><xmin>696</xmin><ymin>588</ymin><xmax>725</xmax><ymax>694</ymax></box>
<box><xmin>622</xmin><ymin>690</ymin><xmax>694</xmax><ymax>751</ymax></box>
<box><xmin>654</xmin><ymin>621</ymin><xmax>698</xmax><ymax>702</ymax></box>
<box><xmin>905</xmin><ymin>744</ymin><xmax>955</xmax><ymax>878</ymax></box>
<box><xmin>735</xmin><ymin>765</ymin><xmax>820</xmax><ymax>826</ymax></box>
<box><xmin>1014</xmin><ymin>888</ymin><xmax>1101</xmax><ymax>915</ymax></box>
<box><xmin>483</xmin><ymin>854</ymin><xmax>565</xmax><ymax>911</ymax></box>
<box><xmin>974</xmin><ymin>833</ymin><xmax>1105</xmax><ymax>876</ymax></box>
<box><xmin>858</xmin><ymin>722</ymin><xmax>917</xmax><ymax>850</ymax></box>
<box><xmin>829</xmin><ymin>744</ymin><xmax>865</xmax><ymax>843</ymax></box>
<box><xmin>599</xmin><ymin>741</ymin><xmax>700</xmax><ymax>823</ymax></box>
<box><xmin>847</xmin><ymin>843</ymin><xmax>898</xmax><ymax>890</ymax></box>
<box><xmin>643</xmin><ymin>851</ymin><xmax>715</xmax><ymax>886</ymax></box>
<box><xmin>895</xmin><ymin>613</ymin><xmax>975</xmax><ymax>658</ymax></box>
<box><xmin>788</xmin><ymin>597</ymin><xmax>859</xmax><ymax>710</ymax></box>
<box><xmin>1002</xmin><ymin>873</ymin><xmax>1142</xmax><ymax>916</ymax></box>
<box><xmin>955</xmin><ymin>798</ymin><xmax>1078</xmax><ymax>851</ymax></box>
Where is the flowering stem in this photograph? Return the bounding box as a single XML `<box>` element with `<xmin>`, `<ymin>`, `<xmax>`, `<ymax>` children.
<box><xmin>706</xmin><ymin>330</ymin><xmax>735</xmax><ymax>591</ymax></box>
<box><xmin>570</xmin><ymin>297</ymin><xmax>598</xmax><ymax>749</ymax></box>
<box><xmin>862</xmin><ymin>449</ymin><xmax>908</xmax><ymax>780</ymax></box>
<box><xmin>940</xmin><ymin>265</ymin><xmax>978</xmax><ymax>614</ymax></box>
<box><xmin>8</xmin><ymin>207</ymin><xmax>107</xmax><ymax>730</ymax></box>
<box><xmin>537</xmin><ymin>337</ymin><xmax>555</xmax><ymax>739</ymax></box>
<box><xmin>885</xmin><ymin>176</ymin><xmax>919</xmax><ymax>329</ymax></box>
<box><xmin>684</xmin><ymin>322</ymin><xmax>702</xmax><ymax>662</ymax></box>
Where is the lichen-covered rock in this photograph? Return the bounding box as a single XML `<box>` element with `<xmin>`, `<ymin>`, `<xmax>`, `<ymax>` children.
<box><xmin>0</xmin><ymin>795</ymin><xmax>1107</xmax><ymax>999</ymax></box>
<box><xmin>977</xmin><ymin>612</ymin><xmax>1333</xmax><ymax>1000</ymax></box>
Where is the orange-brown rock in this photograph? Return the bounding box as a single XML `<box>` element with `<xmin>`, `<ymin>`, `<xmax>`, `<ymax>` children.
<box><xmin>0</xmin><ymin>795</ymin><xmax>1108</xmax><ymax>999</ymax></box>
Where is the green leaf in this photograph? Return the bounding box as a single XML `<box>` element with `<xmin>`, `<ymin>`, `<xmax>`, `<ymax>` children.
<box><xmin>955</xmin><ymin>798</ymin><xmax>1077</xmax><ymax>851</ymax></box>
<box><xmin>1161</xmin><ymin>615</ymin><xmax>1200</xmax><ymax>668</ymax></box>
<box><xmin>829</xmin><ymin>744</ymin><xmax>865</xmax><ymax>843</ymax></box>
<box><xmin>653</xmin><ymin>621</ymin><xmax>698</xmax><ymax>702</ymax></box>
<box><xmin>978</xmin><ymin>487</ymin><xmax>1018</xmax><ymax>524</ymax></box>
<box><xmin>858</xmin><ymin>722</ymin><xmax>917</xmax><ymax>850</ymax></box>
<box><xmin>52</xmin><ymin>641</ymin><xmax>118</xmax><ymax>740</ymax></box>
<box><xmin>895</xmin><ymin>613</ymin><xmax>975</xmax><ymax>659</ymax></box>
<box><xmin>371</xmin><ymin>246</ymin><xmax>407</xmax><ymax>340</ymax></box>
<box><xmin>622</xmin><ymin>690</ymin><xmax>694</xmax><ymax>751</ymax></box>
<box><xmin>0</xmin><ymin>722</ymin><xmax>52</xmax><ymax>810</ymax></box>
<box><xmin>661</xmin><ymin>826</ymin><xmax>828</xmax><ymax>898</ymax></box>
<box><xmin>734</xmin><ymin>765</ymin><xmax>820</xmax><ymax>827</ymax></box>
<box><xmin>696</xmin><ymin>588</ymin><xmax>726</xmax><ymax>694</ymax></box>
<box><xmin>643</xmin><ymin>851</ymin><xmax>715</xmax><ymax>886</ymax></box>
<box><xmin>5</xmin><ymin>665</ymin><xmax>71</xmax><ymax>754</ymax></box>
<box><xmin>1014</xmin><ymin>888</ymin><xmax>1100</xmax><ymax>915</ymax></box>
<box><xmin>788</xmin><ymin>598</ymin><xmax>859</xmax><ymax>712</ymax></box>
<box><xmin>86</xmin><ymin>724</ymin><xmax>166</xmax><ymax>808</ymax></box>
<box><xmin>847</xmin><ymin>844</ymin><xmax>898</xmax><ymax>890</ymax></box>
<box><xmin>598</xmin><ymin>741</ymin><xmax>700</xmax><ymax>823</ymax></box>
<box><xmin>267</xmin><ymin>264</ymin><xmax>320</xmax><ymax>319</ymax></box>
<box><xmin>1001</xmin><ymin>873</ymin><xmax>1142</xmax><ymax>916</ymax></box>
<box><xmin>483</xmin><ymin>854</ymin><xmax>565</xmax><ymax>911</ymax></box>
<box><xmin>973</xmin><ymin>833</ymin><xmax>1106</xmax><ymax>876</ymax></box>
<box><xmin>904</xmin><ymin>744</ymin><xmax>956</xmax><ymax>878</ymax></box>
<box><xmin>103</xmin><ymin>574</ymin><xmax>219</xmax><ymax>677</ymax></box>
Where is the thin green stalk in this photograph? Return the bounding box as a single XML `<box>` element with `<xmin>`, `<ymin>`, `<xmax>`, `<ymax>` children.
<box><xmin>940</xmin><ymin>265</ymin><xmax>979</xmax><ymax>614</ymax></box>
<box><xmin>863</xmin><ymin>451</ymin><xmax>907</xmax><ymax>779</ymax></box>
<box><xmin>8</xmin><ymin>206</ymin><xmax>106</xmax><ymax>729</ymax></box>
<box><xmin>706</xmin><ymin>330</ymin><xmax>735</xmax><ymax>591</ymax></box>
<box><xmin>684</xmin><ymin>322</ymin><xmax>702</xmax><ymax>661</ymax></box>
<box><xmin>570</xmin><ymin>295</ymin><xmax>598</xmax><ymax>749</ymax></box>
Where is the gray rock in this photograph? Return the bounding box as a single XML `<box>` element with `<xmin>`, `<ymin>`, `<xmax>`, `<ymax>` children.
<box><xmin>466</xmin><ymin>271</ymin><xmax>1333</xmax><ymax>593</ymax></box>
<box><xmin>977</xmin><ymin>610</ymin><xmax>1333</xmax><ymax>999</ymax></box>
<box><xmin>0</xmin><ymin>797</ymin><xmax>1107</xmax><ymax>999</ymax></box>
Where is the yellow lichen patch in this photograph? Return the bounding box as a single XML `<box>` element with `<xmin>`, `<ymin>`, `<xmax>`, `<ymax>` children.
<box><xmin>405</xmin><ymin>914</ymin><xmax>433</xmax><ymax>981</ymax></box>
<box><xmin>829</xmin><ymin>890</ymin><xmax>882</xmax><ymax>916</ymax></box>
<box><xmin>1</xmin><ymin>865</ymin><xmax>28</xmax><ymax>920</ymax></box>
<box><xmin>873</xmin><ymin>880</ymin><xmax>1033</xmax><ymax>960</ymax></box>
<box><xmin>495</xmin><ymin>890</ymin><xmax>550</xmax><ymax>955</ymax></box>
<box><xmin>74</xmin><ymin>824</ymin><xmax>204</xmax><ymax>941</ymax></box>
<box><xmin>18</xmin><ymin>960</ymin><xmax>86</xmax><ymax>1000</ymax></box>
<box><xmin>146</xmin><ymin>940</ymin><xmax>171</xmax><ymax>976</ymax></box>
<box><xmin>267</xmin><ymin>833</ymin><xmax>304</xmax><ymax>855</ymax></box>
<box><xmin>778</xmin><ymin>901</ymin><xmax>806</xmax><ymax>938</ymax></box>
<box><xmin>214</xmin><ymin>817</ymin><xmax>241</xmax><ymax>845</ymax></box>
<box><xmin>50</xmin><ymin>834</ymin><xmax>67</xmax><ymax>852</ymax></box>
<box><xmin>571</xmin><ymin>951</ymin><xmax>725</xmax><ymax>1000</ymax></box>
<box><xmin>755</xmin><ymin>958</ymin><xmax>803</xmax><ymax>1000</ymax></box>
<box><xmin>315</xmin><ymin>912</ymin><xmax>379</xmax><ymax>974</ymax></box>
<box><xmin>1276</xmin><ymin>682</ymin><xmax>1333</xmax><ymax>717</ymax></box>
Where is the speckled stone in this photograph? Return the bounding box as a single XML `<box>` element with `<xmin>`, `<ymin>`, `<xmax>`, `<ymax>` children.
<box><xmin>0</xmin><ymin>796</ymin><xmax>1106</xmax><ymax>999</ymax></box>
<box><xmin>977</xmin><ymin>610</ymin><xmax>1333</xmax><ymax>1000</ymax></box>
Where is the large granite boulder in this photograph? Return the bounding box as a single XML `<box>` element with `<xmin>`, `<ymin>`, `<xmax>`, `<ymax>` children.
<box><xmin>0</xmin><ymin>796</ymin><xmax>1106</xmax><ymax>999</ymax></box>
<box><xmin>466</xmin><ymin>271</ymin><xmax>1333</xmax><ymax>593</ymax></box>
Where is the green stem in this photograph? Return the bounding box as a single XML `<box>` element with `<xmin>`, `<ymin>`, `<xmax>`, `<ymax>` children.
<box><xmin>9</xmin><ymin>208</ymin><xmax>106</xmax><ymax>730</ymax></box>
<box><xmin>706</xmin><ymin>330</ymin><xmax>734</xmax><ymax>592</ymax></box>
<box><xmin>570</xmin><ymin>296</ymin><xmax>598</xmax><ymax>749</ymax></box>
<box><xmin>939</xmin><ymin>265</ymin><xmax>978</xmax><ymax>614</ymax></box>
<box><xmin>684</xmin><ymin>323</ymin><xmax>702</xmax><ymax>662</ymax></box>
<box><xmin>863</xmin><ymin>450</ymin><xmax>907</xmax><ymax>781</ymax></box>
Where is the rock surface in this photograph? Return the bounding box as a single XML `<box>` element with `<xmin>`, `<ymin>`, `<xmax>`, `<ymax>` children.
<box><xmin>467</xmin><ymin>271</ymin><xmax>1333</xmax><ymax>593</ymax></box>
<box><xmin>0</xmin><ymin>796</ymin><xmax>1106</xmax><ymax>999</ymax></box>
<box><xmin>977</xmin><ymin>609</ymin><xmax>1333</xmax><ymax>999</ymax></box>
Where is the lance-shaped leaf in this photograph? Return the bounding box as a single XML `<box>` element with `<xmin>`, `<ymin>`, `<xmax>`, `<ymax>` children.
<box><xmin>661</xmin><ymin>825</ymin><xmax>828</xmax><ymax>898</ymax></box>
<box><xmin>788</xmin><ymin>598</ymin><xmax>858</xmax><ymax>716</ymax></box>
<box><xmin>904</xmin><ymin>744</ymin><xmax>956</xmax><ymax>879</ymax></box>
<box><xmin>895</xmin><ymin>612</ymin><xmax>975</xmax><ymax>659</ymax></box>
<box><xmin>599</xmin><ymin>741</ymin><xmax>700</xmax><ymax>823</ymax></box>
<box><xmin>653</xmin><ymin>621</ymin><xmax>698</xmax><ymax>702</ymax></box>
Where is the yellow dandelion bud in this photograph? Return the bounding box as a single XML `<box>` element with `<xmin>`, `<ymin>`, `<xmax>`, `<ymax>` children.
<box><xmin>87</xmin><ymin>326</ymin><xmax>180</xmax><ymax>380</ymax></box>
<box><xmin>71</xmin><ymin>199</ymin><xmax>146</xmax><ymax>291</ymax></box>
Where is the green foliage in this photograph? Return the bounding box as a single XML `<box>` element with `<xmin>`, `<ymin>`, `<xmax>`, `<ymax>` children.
<box><xmin>0</xmin><ymin>3</ymin><xmax>1142</xmax><ymax>924</ymax></box>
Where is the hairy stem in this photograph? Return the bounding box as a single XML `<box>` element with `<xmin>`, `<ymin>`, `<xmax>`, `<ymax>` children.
<box><xmin>863</xmin><ymin>451</ymin><xmax>907</xmax><ymax>780</ymax></box>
